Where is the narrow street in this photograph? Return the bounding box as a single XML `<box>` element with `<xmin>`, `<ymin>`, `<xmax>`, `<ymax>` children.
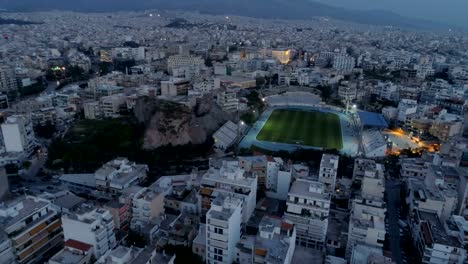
<box><xmin>385</xmin><ymin>178</ymin><xmax>402</xmax><ymax>264</ymax></box>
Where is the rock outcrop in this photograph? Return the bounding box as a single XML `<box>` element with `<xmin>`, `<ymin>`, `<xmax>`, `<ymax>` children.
<box><xmin>134</xmin><ymin>96</ymin><xmax>232</xmax><ymax>149</ymax></box>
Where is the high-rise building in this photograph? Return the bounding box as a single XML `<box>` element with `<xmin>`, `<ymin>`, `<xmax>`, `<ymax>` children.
<box><xmin>0</xmin><ymin>196</ymin><xmax>63</xmax><ymax>264</ymax></box>
<box><xmin>200</xmin><ymin>160</ymin><xmax>257</xmax><ymax>223</ymax></box>
<box><xmin>333</xmin><ymin>55</ymin><xmax>356</xmax><ymax>74</ymax></box>
<box><xmin>346</xmin><ymin>162</ymin><xmax>386</xmax><ymax>259</ymax></box>
<box><xmin>285</xmin><ymin>179</ymin><xmax>331</xmax><ymax>250</ymax></box>
<box><xmin>62</xmin><ymin>205</ymin><xmax>116</xmax><ymax>258</ymax></box>
<box><xmin>206</xmin><ymin>194</ymin><xmax>243</xmax><ymax>264</ymax></box>
<box><xmin>0</xmin><ymin>66</ymin><xmax>18</xmax><ymax>93</ymax></box>
<box><xmin>319</xmin><ymin>154</ymin><xmax>339</xmax><ymax>194</ymax></box>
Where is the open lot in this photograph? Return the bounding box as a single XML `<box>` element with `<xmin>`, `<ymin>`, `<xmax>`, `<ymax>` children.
<box><xmin>256</xmin><ymin>109</ymin><xmax>343</xmax><ymax>150</ymax></box>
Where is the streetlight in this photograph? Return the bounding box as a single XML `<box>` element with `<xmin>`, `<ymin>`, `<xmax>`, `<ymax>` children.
<box><xmin>352</xmin><ymin>104</ymin><xmax>357</xmax><ymax>109</ymax></box>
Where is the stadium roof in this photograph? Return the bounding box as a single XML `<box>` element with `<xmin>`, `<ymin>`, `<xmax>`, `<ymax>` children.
<box><xmin>358</xmin><ymin>111</ymin><xmax>388</xmax><ymax>128</ymax></box>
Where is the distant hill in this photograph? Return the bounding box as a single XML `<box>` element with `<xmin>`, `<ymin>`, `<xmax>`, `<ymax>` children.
<box><xmin>0</xmin><ymin>0</ymin><xmax>451</xmax><ymax>30</ymax></box>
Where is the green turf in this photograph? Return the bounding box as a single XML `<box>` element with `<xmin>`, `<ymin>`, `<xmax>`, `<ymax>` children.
<box><xmin>256</xmin><ymin>109</ymin><xmax>343</xmax><ymax>149</ymax></box>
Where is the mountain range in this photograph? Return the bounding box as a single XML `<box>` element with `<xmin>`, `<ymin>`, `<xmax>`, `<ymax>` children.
<box><xmin>0</xmin><ymin>0</ymin><xmax>453</xmax><ymax>30</ymax></box>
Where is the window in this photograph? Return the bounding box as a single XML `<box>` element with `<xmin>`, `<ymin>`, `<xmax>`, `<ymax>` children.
<box><xmin>214</xmin><ymin>227</ymin><xmax>223</xmax><ymax>234</ymax></box>
<box><xmin>214</xmin><ymin>248</ymin><xmax>223</xmax><ymax>255</ymax></box>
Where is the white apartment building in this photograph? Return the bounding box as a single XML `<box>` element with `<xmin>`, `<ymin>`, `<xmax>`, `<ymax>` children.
<box><xmin>0</xmin><ymin>65</ymin><xmax>17</xmax><ymax>93</ymax></box>
<box><xmin>265</xmin><ymin>157</ymin><xmax>292</xmax><ymax>200</ymax></box>
<box><xmin>167</xmin><ymin>55</ymin><xmax>204</xmax><ymax>71</ymax></box>
<box><xmin>216</xmin><ymin>91</ymin><xmax>239</xmax><ymax>112</ymax></box>
<box><xmin>353</xmin><ymin>158</ymin><xmax>377</xmax><ymax>182</ymax></box>
<box><xmin>406</xmin><ymin>178</ymin><xmax>453</xmax><ymax>222</ymax></box>
<box><xmin>235</xmin><ymin>215</ymin><xmax>296</xmax><ymax>264</ymax></box>
<box><xmin>347</xmin><ymin>162</ymin><xmax>386</xmax><ymax>259</ymax></box>
<box><xmin>397</xmin><ymin>99</ymin><xmax>418</xmax><ymax>123</ymax></box>
<box><xmin>100</xmin><ymin>94</ymin><xmax>126</xmax><ymax>118</ymax></box>
<box><xmin>338</xmin><ymin>82</ymin><xmax>357</xmax><ymax>102</ymax></box>
<box><xmin>285</xmin><ymin>179</ymin><xmax>331</xmax><ymax>250</ymax></box>
<box><xmin>319</xmin><ymin>154</ymin><xmax>339</xmax><ymax>194</ymax></box>
<box><xmin>190</xmin><ymin>78</ymin><xmax>221</xmax><ymax>96</ymax></box>
<box><xmin>377</xmin><ymin>82</ymin><xmax>398</xmax><ymax>101</ymax></box>
<box><xmin>0</xmin><ymin>196</ymin><xmax>63</xmax><ymax>264</ymax></box>
<box><xmin>130</xmin><ymin>187</ymin><xmax>165</xmax><ymax>231</ymax></box>
<box><xmin>201</xmin><ymin>161</ymin><xmax>257</xmax><ymax>223</ymax></box>
<box><xmin>346</xmin><ymin>197</ymin><xmax>387</xmax><ymax>258</ymax></box>
<box><xmin>94</xmin><ymin>158</ymin><xmax>148</xmax><ymax>195</ymax></box>
<box><xmin>333</xmin><ymin>55</ymin><xmax>356</xmax><ymax>74</ymax></box>
<box><xmin>1</xmin><ymin>115</ymin><xmax>36</xmax><ymax>155</ymax></box>
<box><xmin>160</xmin><ymin>78</ymin><xmax>191</xmax><ymax>97</ymax></box>
<box><xmin>429</xmin><ymin>111</ymin><xmax>464</xmax><ymax>141</ymax></box>
<box><xmin>62</xmin><ymin>205</ymin><xmax>116</xmax><ymax>258</ymax></box>
<box><xmin>206</xmin><ymin>194</ymin><xmax>243</xmax><ymax>264</ymax></box>
<box><xmin>350</xmin><ymin>244</ymin><xmax>393</xmax><ymax>264</ymax></box>
<box><xmin>409</xmin><ymin>209</ymin><xmax>466</xmax><ymax>264</ymax></box>
<box><xmin>83</xmin><ymin>101</ymin><xmax>102</xmax><ymax>120</ymax></box>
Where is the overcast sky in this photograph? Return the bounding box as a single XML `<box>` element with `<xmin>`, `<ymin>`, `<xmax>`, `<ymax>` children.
<box><xmin>313</xmin><ymin>0</ymin><xmax>468</xmax><ymax>27</ymax></box>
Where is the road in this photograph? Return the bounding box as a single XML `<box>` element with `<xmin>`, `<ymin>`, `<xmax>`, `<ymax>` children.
<box><xmin>385</xmin><ymin>178</ymin><xmax>402</xmax><ymax>264</ymax></box>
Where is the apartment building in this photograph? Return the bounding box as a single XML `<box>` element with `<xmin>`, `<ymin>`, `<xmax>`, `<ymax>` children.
<box><xmin>319</xmin><ymin>154</ymin><xmax>339</xmax><ymax>194</ymax></box>
<box><xmin>216</xmin><ymin>91</ymin><xmax>239</xmax><ymax>112</ymax></box>
<box><xmin>94</xmin><ymin>158</ymin><xmax>148</xmax><ymax>196</ymax></box>
<box><xmin>0</xmin><ymin>196</ymin><xmax>63</xmax><ymax>264</ymax></box>
<box><xmin>62</xmin><ymin>205</ymin><xmax>116</xmax><ymax>258</ymax></box>
<box><xmin>347</xmin><ymin>161</ymin><xmax>386</xmax><ymax>259</ymax></box>
<box><xmin>206</xmin><ymin>194</ymin><xmax>243</xmax><ymax>264</ymax></box>
<box><xmin>200</xmin><ymin>161</ymin><xmax>257</xmax><ymax>223</ymax></box>
<box><xmin>285</xmin><ymin>179</ymin><xmax>331</xmax><ymax>250</ymax></box>
<box><xmin>235</xmin><ymin>215</ymin><xmax>296</xmax><ymax>264</ymax></box>
<box><xmin>409</xmin><ymin>209</ymin><xmax>466</xmax><ymax>264</ymax></box>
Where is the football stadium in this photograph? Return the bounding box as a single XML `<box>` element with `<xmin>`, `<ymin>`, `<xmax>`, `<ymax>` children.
<box><xmin>256</xmin><ymin>108</ymin><xmax>343</xmax><ymax>150</ymax></box>
<box><xmin>239</xmin><ymin>92</ymin><xmax>360</xmax><ymax>156</ymax></box>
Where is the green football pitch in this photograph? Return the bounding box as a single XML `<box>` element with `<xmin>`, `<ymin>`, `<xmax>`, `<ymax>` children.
<box><xmin>256</xmin><ymin>109</ymin><xmax>343</xmax><ymax>149</ymax></box>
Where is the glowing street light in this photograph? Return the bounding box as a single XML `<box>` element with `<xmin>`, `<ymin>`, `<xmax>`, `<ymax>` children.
<box><xmin>149</xmin><ymin>13</ymin><xmax>153</xmax><ymax>17</ymax></box>
<box><xmin>240</xmin><ymin>121</ymin><xmax>245</xmax><ymax>126</ymax></box>
<box><xmin>352</xmin><ymin>104</ymin><xmax>357</xmax><ymax>109</ymax></box>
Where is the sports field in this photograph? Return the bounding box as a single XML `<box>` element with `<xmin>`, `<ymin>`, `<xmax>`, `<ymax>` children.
<box><xmin>256</xmin><ymin>109</ymin><xmax>343</xmax><ymax>149</ymax></box>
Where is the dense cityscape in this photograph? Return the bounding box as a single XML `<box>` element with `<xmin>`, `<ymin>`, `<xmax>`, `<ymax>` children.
<box><xmin>0</xmin><ymin>7</ymin><xmax>467</xmax><ymax>264</ymax></box>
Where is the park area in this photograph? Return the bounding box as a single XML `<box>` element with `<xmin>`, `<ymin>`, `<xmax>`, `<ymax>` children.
<box><xmin>256</xmin><ymin>109</ymin><xmax>343</xmax><ymax>150</ymax></box>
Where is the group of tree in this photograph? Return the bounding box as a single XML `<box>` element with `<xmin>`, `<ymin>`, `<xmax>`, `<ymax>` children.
<box><xmin>46</xmin><ymin>65</ymin><xmax>89</xmax><ymax>82</ymax></box>
<box><xmin>45</xmin><ymin>117</ymin><xmax>214</xmax><ymax>178</ymax></box>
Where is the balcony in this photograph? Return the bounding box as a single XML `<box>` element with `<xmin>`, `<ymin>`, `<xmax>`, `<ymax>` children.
<box><xmin>207</xmin><ymin>239</ymin><xmax>228</xmax><ymax>250</ymax></box>
<box><xmin>207</xmin><ymin>232</ymin><xmax>228</xmax><ymax>243</ymax></box>
<box><xmin>207</xmin><ymin>218</ymin><xmax>228</xmax><ymax>228</ymax></box>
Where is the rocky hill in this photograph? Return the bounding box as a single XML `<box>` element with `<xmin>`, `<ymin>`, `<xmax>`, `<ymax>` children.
<box><xmin>134</xmin><ymin>96</ymin><xmax>232</xmax><ymax>149</ymax></box>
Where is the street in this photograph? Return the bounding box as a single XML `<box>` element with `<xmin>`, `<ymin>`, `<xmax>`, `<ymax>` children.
<box><xmin>385</xmin><ymin>178</ymin><xmax>403</xmax><ymax>264</ymax></box>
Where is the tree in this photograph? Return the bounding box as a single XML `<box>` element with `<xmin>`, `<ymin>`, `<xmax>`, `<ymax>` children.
<box><xmin>204</xmin><ymin>57</ymin><xmax>213</xmax><ymax>67</ymax></box>
<box><xmin>34</xmin><ymin>121</ymin><xmax>57</xmax><ymax>139</ymax></box>
<box><xmin>316</xmin><ymin>85</ymin><xmax>331</xmax><ymax>100</ymax></box>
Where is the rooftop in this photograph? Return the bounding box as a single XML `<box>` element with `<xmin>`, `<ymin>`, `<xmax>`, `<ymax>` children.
<box><xmin>50</xmin><ymin>247</ymin><xmax>89</xmax><ymax>264</ymax></box>
<box><xmin>0</xmin><ymin>196</ymin><xmax>51</xmax><ymax>231</ymax></box>
<box><xmin>418</xmin><ymin>210</ymin><xmax>461</xmax><ymax>248</ymax></box>
<box><xmin>289</xmin><ymin>179</ymin><xmax>330</xmax><ymax>200</ymax></box>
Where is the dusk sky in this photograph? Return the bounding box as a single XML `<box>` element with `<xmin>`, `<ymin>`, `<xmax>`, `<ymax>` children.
<box><xmin>314</xmin><ymin>0</ymin><xmax>468</xmax><ymax>27</ymax></box>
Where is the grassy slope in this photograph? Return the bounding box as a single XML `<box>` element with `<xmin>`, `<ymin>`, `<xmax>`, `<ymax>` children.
<box><xmin>257</xmin><ymin>109</ymin><xmax>343</xmax><ymax>150</ymax></box>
